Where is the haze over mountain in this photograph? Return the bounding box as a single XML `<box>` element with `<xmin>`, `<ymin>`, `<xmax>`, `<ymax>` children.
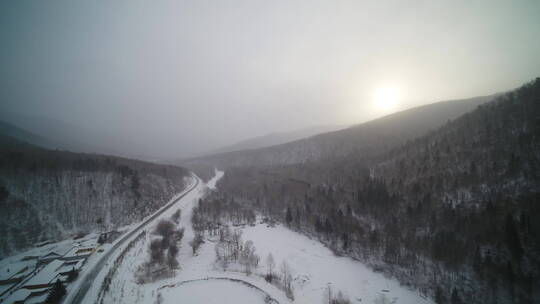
<box><xmin>0</xmin><ymin>120</ymin><xmax>62</xmax><ymax>151</ymax></box>
<box><xmin>184</xmin><ymin>94</ymin><xmax>493</xmax><ymax>169</ymax></box>
<box><xmin>207</xmin><ymin>124</ymin><xmax>346</xmax><ymax>155</ymax></box>
<box><xmin>0</xmin><ymin>112</ymin><xmax>155</xmax><ymax>160</ymax></box>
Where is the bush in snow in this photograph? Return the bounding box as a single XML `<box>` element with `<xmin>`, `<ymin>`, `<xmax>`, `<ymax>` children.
<box><xmin>214</xmin><ymin>226</ymin><xmax>260</xmax><ymax>275</ymax></box>
<box><xmin>240</xmin><ymin>240</ymin><xmax>259</xmax><ymax>275</ymax></box>
<box><xmin>137</xmin><ymin>221</ymin><xmax>185</xmax><ymax>284</ymax></box>
<box><xmin>323</xmin><ymin>285</ymin><xmax>351</xmax><ymax>304</ymax></box>
<box><xmin>171</xmin><ymin>209</ymin><xmax>181</xmax><ymax>224</ymax></box>
<box><xmin>155</xmin><ymin>219</ymin><xmax>176</xmax><ymax>239</ymax></box>
<box><xmin>149</xmin><ymin>239</ymin><xmax>165</xmax><ymax>265</ymax></box>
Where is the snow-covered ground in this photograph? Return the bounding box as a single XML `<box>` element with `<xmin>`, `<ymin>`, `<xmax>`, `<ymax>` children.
<box><xmin>1</xmin><ymin>169</ymin><xmax>434</xmax><ymax>304</ymax></box>
<box><xmin>90</xmin><ymin>169</ymin><xmax>432</xmax><ymax>304</ymax></box>
<box><xmin>159</xmin><ymin>279</ymin><xmax>270</xmax><ymax>304</ymax></box>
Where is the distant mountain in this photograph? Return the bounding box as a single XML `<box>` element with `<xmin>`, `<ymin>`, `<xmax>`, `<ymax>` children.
<box><xmin>208</xmin><ymin>125</ymin><xmax>347</xmax><ymax>154</ymax></box>
<box><xmin>0</xmin><ymin>120</ymin><xmax>63</xmax><ymax>150</ymax></box>
<box><xmin>185</xmin><ymin>95</ymin><xmax>493</xmax><ymax>168</ymax></box>
<box><xmin>0</xmin><ymin>112</ymin><xmax>153</xmax><ymax>160</ymax></box>
<box><xmin>0</xmin><ymin>134</ymin><xmax>190</xmax><ymax>257</ymax></box>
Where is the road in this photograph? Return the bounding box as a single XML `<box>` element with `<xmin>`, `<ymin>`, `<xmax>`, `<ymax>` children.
<box><xmin>68</xmin><ymin>175</ymin><xmax>200</xmax><ymax>304</ymax></box>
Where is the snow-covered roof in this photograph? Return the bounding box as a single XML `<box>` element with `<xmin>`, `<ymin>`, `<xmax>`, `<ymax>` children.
<box><xmin>63</xmin><ymin>259</ymin><xmax>84</xmax><ymax>269</ymax></box>
<box><xmin>57</xmin><ymin>259</ymin><xmax>83</xmax><ymax>274</ymax></box>
<box><xmin>25</xmin><ymin>291</ymin><xmax>49</xmax><ymax>304</ymax></box>
<box><xmin>23</xmin><ymin>260</ymin><xmax>63</xmax><ymax>288</ymax></box>
<box><xmin>0</xmin><ymin>261</ymin><xmax>32</xmax><ymax>281</ymax></box>
<box><xmin>39</xmin><ymin>252</ymin><xmax>61</xmax><ymax>260</ymax></box>
<box><xmin>7</xmin><ymin>287</ymin><xmax>49</xmax><ymax>303</ymax></box>
<box><xmin>0</xmin><ymin>282</ymin><xmax>15</xmax><ymax>296</ymax></box>
<box><xmin>7</xmin><ymin>288</ymin><xmax>32</xmax><ymax>302</ymax></box>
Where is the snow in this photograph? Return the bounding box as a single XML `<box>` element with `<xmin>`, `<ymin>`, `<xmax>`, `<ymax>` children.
<box><xmin>206</xmin><ymin>169</ymin><xmax>224</xmax><ymax>190</ymax></box>
<box><xmin>25</xmin><ymin>291</ymin><xmax>49</xmax><ymax>304</ymax></box>
<box><xmin>0</xmin><ymin>169</ymin><xmax>435</xmax><ymax>304</ymax></box>
<box><xmin>159</xmin><ymin>279</ymin><xmax>269</xmax><ymax>304</ymax></box>
<box><xmin>7</xmin><ymin>287</ymin><xmax>33</xmax><ymax>302</ymax></box>
<box><xmin>7</xmin><ymin>286</ymin><xmax>49</xmax><ymax>303</ymax></box>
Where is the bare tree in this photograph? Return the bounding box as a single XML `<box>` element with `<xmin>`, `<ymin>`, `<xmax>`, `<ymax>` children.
<box><xmin>266</xmin><ymin>253</ymin><xmax>275</xmax><ymax>278</ymax></box>
<box><xmin>167</xmin><ymin>243</ymin><xmax>179</xmax><ymax>269</ymax></box>
<box><xmin>240</xmin><ymin>240</ymin><xmax>259</xmax><ymax>276</ymax></box>
<box><xmin>280</xmin><ymin>261</ymin><xmax>294</xmax><ymax>299</ymax></box>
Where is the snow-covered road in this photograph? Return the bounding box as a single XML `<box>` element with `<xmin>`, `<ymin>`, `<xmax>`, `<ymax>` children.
<box><xmin>66</xmin><ymin>174</ymin><xmax>200</xmax><ymax>304</ymax></box>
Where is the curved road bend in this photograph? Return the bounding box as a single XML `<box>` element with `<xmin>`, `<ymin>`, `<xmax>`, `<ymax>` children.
<box><xmin>68</xmin><ymin>174</ymin><xmax>200</xmax><ymax>304</ymax></box>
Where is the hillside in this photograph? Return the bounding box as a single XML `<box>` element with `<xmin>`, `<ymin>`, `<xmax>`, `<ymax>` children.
<box><xmin>0</xmin><ymin>120</ymin><xmax>63</xmax><ymax>151</ymax></box>
<box><xmin>185</xmin><ymin>95</ymin><xmax>492</xmax><ymax>169</ymax></box>
<box><xmin>0</xmin><ymin>135</ymin><xmax>191</xmax><ymax>257</ymax></box>
<box><xmin>211</xmin><ymin>79</ymin><xmax>540</xmax><ymax>303</ymax></box>
<box><xmin>208</xmin><ymin>125</ymin><xmax>346</xmax><ymax>155</ymax></box>
<box><xmin>0</xmin><ymin>112</ymin><xmax>153</xmax><ymax>160</ymax></box>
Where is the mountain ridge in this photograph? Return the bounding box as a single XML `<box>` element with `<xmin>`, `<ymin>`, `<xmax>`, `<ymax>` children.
<box><xmin>182</xmin><ymin>94</ymin><xmax>494</xmax><ymax>169</ymax></box>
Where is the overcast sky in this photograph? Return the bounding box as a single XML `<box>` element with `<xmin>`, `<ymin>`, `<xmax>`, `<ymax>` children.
<box><xmin>1</xmin><ymin>0</ymin><xmax>539</xmax><ymax>159</ymax></box>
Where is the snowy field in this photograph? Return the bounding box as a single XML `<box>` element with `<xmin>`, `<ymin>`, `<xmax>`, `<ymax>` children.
<box><xmin>159</xmin><ymin>279</ymin><xmax>271</xmax><ymax>304</ymax></box>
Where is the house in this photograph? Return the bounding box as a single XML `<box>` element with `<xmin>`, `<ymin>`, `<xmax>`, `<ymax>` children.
<box><xmin>22</xmin><ymin>260</ymin><xmax>64</xmax><ymax>290</ymax></box>
<box><xmin>61</xmin><ymin>246</ymin><xmax>95</xmax><ymax>261</ymax></box>
<box><xmin>37</xmin><ymin>252</ymin><xmax>62</xmax><ymax>265</ymax></box>
<box><xmin>57</xmin><ymin>259</ymin><xmax>84</xmax><ymax>276</ymax></box>
<box><xmin>9</xmin><ymin>287</ymin><xmax>49</xmax><ymax>304</ymax></box>
<box><xmin>0</xmin><ymin>282</ymin><xmax>17</xmax><ymax>298</ymax></box>
<box><xmin>0</xmin><ymin>263</ymin><xmax>30</xmax><ymax>285</ymax></box>
<box><xmin>34</xmin><ymin>240</ymin><xmax>52</xmax><ymax>248</ymax></box>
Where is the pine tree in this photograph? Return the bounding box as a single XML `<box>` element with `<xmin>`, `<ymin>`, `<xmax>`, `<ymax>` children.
<box><xmin>450</xmin><ymin>288</ymin><xmax>462</xmax><ymax>304</ymax></box>
<box><xmin>505</xmin><ymin>214</ymin><xmax>523</xmax><ymax>259</ymax></box>
<box><xmin>435</xmin><ymin>286</ymin><xmax>446</xmax><ymax>304</ymax></box>
<box><xmin>285</xmin><ymin>206</ymin><xmax>293</xmax><ymax>226</ymax></box>
<box><xmin>45</xmin><ymin>279</ymin><xmax>66</xmax><ymax>304</ymax></box>
<box><xmin>342</xmin><ymin>232</ymin><xmax>349</xmax><ymax>251</ymax></box>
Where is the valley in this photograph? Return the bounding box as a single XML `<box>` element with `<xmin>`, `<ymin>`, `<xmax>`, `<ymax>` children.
<box><xmin>83</xmin><ymin>170</ymin><xmax>431</xmax><ymax>304</ymax></box>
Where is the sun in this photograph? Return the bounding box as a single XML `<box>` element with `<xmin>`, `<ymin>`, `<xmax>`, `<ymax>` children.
<box><xmin>373</xmin><ymin>85</ymin><xmax>400</xmax><ymax>113</ymax></box>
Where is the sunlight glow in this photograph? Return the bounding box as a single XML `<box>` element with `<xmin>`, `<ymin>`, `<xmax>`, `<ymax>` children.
<box><xmin>373</xmin><ymin>85</ymin><xmax>400</xmax><ymax>113</ymax></box>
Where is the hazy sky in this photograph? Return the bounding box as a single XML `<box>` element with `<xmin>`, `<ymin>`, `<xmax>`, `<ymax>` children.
<box><xmin>1</xmin><ymin>0</ymin><xmax>539</xmax><ymax>158</ymax></box>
